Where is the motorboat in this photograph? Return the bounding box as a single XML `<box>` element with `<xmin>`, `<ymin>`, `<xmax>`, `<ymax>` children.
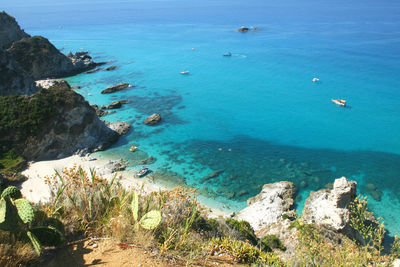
<box><xmin>223</xmin><ymin>52</ymin><xmax>232</xmax><ymax>57</ymax></box>
<box><xmin>180</xmin><ymin>71</ymin><xmax>190</xmax><ymax>75</ymax></box>
<box><xmin>312</xmin><ymin>78</ymin><xmax>320</xmax><ymax>82</ymax></box>
<box><xmin>129</xmin><ymin>145</ymin><xmax>138</xmax><ymax>152</ymax></box>
<box><xmin>138</xmin><ymin>167</ymin><xmax>150</xmax><ymax>177</ymax></box>
<box><xmin>332</xmin><ymin>99</ymin><xmax>346</xmax><ymax>107</ymax></box>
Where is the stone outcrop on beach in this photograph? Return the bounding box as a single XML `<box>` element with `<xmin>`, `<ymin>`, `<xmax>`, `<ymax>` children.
<box><xmin>101</xmin><ymin>83</ymin><xmax>131</xmax><ymax>94</ymax></box>
<box><xmin>235</xmin><ymin>181</ymin><xmax>296</xmax><ymax>232</ymax></box>
<box><xmin>144</xmin><ymin>113</ymin><xmax>162</xmax><ymax>125</ymax></box>
<box><xmin>302</xmin><ymin>176</ymin><xmax>358</xmax><ymax>239</ymax></box>
<box><xmin>0</xmin><ymin>80</ymin><xmax>119</xmax><ymax>160</ymax></box>
<box><xmin>0</xmin><ymin>47</ymin><xmax>36</xmax><ymax>96</ymax></box>
<box><xmin>106</xmin><ymin>121</ymin><xmax>131</xmax><ymax>135</ymax></box>
<box><xmin>0</xmin><ymin>11</ymin><xmax>30</xmax><ymax>48</ymax></box>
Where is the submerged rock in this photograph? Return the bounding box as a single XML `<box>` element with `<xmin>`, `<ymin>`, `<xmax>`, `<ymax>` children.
<box><xmin>104</xmin><ymin>159</ymin><xmax>128</xmax><ymax>173</ymax></box>
<box><xmin>144</xmin><ymin>113</ymin><xmax>162</xmax><ymax>125</ymax></box>
<box><xmin>200</xmin><ymin>169</ymin><xmax>225</xmax><ymax>183</ymax></box>
<box><xmin>236</xmin><ymin>181</ymin><xmax>295</xmax><ymax>232</ymax></box>
<box><xmin>302</xmin><ymin>177</ymin><xmax>358</xmax><ymax>238</ymax></box>
<box><xmin>101</xmin><ymin>83</ymin><xmax>130</xmax><ymax>94</ymax></box>
<box><xmin>104</xmin><ymin>65</ymin><xmax>116</xmax><ymax>71</ymax></box>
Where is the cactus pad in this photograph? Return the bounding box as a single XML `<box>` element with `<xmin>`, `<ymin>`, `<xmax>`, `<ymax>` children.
<box><xmin>0</xmin><ymin>198</ymin><xmax>6</xmax><ymax>223</ymax></box>
<box><xmin>31</xmin><ymin>226</ymin><xmax>64</xmax><ymax>246</ymax></box>
<box><xmin>139</xmin><ymin>210</ymin><xmax>162</xmax><ymax>230</ymax></box>
<box><xmin>1</xmin><ymin>186</ymin><xmax>22</xmax><ymax>199</ymax></box>
<box><xmin>131</xmin><ymin>191</ymin><xmax>139</xmax><ymax>221</ymax></box>
<box><xmin>27</xmin><ymin>231</ymin><xmax>42</xmax><ymax>256</ymax></box>
<box><xmin>44</xmin><ymin>217</ymin><xmax>65</xmax><ymax>235</ymax></box>
<box><xmin>15</xmin><ymin>199</ymin><xmax>35</xmax><ymax>223</ymax></box>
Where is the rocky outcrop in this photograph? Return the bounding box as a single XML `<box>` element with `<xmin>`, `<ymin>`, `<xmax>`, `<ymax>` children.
<box><xmin>302</xmin><ymin>177</ymin><xmax>357</xmax><ymax>238</ymax></box>
<box><xmin>7</xmin><ymin>36</ymin><xmax>104</xmax><ymax>80</ymax></box>
<box><xmin>235</xmin><ymin>181</ymin><xmax>296</xmax><ymax>232</ymax></box>
<box><xmin>91</xmin><ymin>105</ymin><xmax>115</xmax><ymax>117</ymax></box>
<box><xmin>0</xmin><ymin>11</ymin><xmax>30</xmax><ymax>48</ymax></box>
<box><xmin>106</xmin><ymin>121</ymin><xmax>131</xmax><ymax>135</ymax></box>
<box><xmin>101</xmin><ymin>100</ymin><xmax>129</xmax><ymax>110</ymax></box>
<box><xmin>0</xmin><ymin>80</ymin><xmax>119</xmax><ymax>160</ymax></box>
<box><xmin>101</xmin><ymin>83</ymin><xmax>130</xmax><ymax>94</ymax></box>
<box><xmin>0</xmin><ymin>47</ymin><xmax>36</xmax><ymax>96</ymax></box>
<box><xmin>144</xmin><ymin>113</ymin><xmax>162</xmax><ymax>125</ymax></box>
<box><xmin>66</xmin><ymin>51</ymin><xmax>102</xmax><ymax>72</ymax></box>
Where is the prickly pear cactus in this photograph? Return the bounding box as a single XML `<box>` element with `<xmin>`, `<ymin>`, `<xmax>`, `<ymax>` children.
<box><xmin>27</xmin><ymin>230</ymin><xmax>42</xmax><ymax>256</ymax></box>
<box><xmin>44</xmin><ymin>217</ymin><xmax>65</xmax><ymax>235</ymax></box>
<box><xmin>1</xmin><ymin>186</ymin><xmax>22</xmax><ymax>199</ymax></box>
<box><xmin>0</xmin><ymin>198</ymin><xmax>6</xmax><ymax>223</ymax></box>
<box><xmin>14</xmin><ymin>198</ymin><xmax>35</xmax><ymax>224</ymax></box>
<box><xmin>139</xmin><ymin>210</ymin><xmax>162</xmax><ymax>230</ymax></box>
<box><xmin>31</xmin><ymin>225</ymin><xmax>64</xmax><ymax>246</ymax></box>
<box><xmin>131</xmin><ymin>190</ymin><xmax>139</xmax><ymax>221</ymax></box>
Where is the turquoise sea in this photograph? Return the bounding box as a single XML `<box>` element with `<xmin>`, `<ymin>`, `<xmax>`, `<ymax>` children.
<box><xmin>4</xmin><ymin>0</ymin><xmax>400</xmax><ymax>235</ymax></box>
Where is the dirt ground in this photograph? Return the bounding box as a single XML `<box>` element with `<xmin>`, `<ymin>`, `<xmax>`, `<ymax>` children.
<box><xmin>43</xmin><ymin>239</ymin><xmax>244</xmax><ymax>267</ymax></box>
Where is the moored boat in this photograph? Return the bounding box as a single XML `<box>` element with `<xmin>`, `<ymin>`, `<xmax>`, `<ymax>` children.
<box><xmin>129</xmin><ymin>145</ymin><xmax>138</xmax><ymax>152</ymax></box>
<box><xmin>180</xmin><ymin>71</ymin><xmax>190</xmax><ymax>75</ymax></box>
<box><xmin>332</xmin><ymin>99</ymin><xmax>346</xmax><ymax>107</ymax></box>
<box><xmin>138</xmin><ymin>167</ymin><xmax>150</xmax><ymax>177</ymax></box>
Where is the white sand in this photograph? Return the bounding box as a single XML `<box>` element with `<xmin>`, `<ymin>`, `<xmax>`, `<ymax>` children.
<box><xmin>21</xmin><ymin>155</ymin><xmax>230</xmax><ymax>218</ymax></box>
<box><xmin>21</xmin><ymin>155</ymin><xmax>160</xmax><ymax>203</ymax></box>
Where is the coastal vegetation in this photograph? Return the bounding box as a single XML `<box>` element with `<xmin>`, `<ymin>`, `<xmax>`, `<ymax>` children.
<box><xmin>1</xmin><ymin>166</ymin><xmax>399</xmax><ymax>266</ymax></box>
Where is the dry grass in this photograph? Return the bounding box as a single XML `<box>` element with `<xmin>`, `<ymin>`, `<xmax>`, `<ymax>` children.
<box><xmin>0</xmin><ymin>237</ymin><xmax>38</xmax><ymax>266</ymax></box>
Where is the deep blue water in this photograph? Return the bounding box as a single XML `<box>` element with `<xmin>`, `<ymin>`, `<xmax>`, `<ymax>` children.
<box><xmin>4</xmin><ymin>0</ymin><xmax>400</xmax><ymax>234</ymax></box>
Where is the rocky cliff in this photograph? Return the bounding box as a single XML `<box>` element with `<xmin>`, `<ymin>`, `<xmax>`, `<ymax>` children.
<box><xmin>0</xmin><ymin>11</ymin><xmax>30</xmax><ymax>48</ymax></box>
<box><xmin>0</xmin><ymin>80</ymin><xmax>119</xmax><ymax>160</ymax></box>
<box><xmin>0</xmin><ymin>47</ymin><xmax>36</xmax><ymax>96</ymax></box>
<box><xmin>0</xmin><ymin>11</ymin><xmax>104</xmax><ymax>96</ymax></box>
<box><xmin>7</xmin><ymin>36</ymin><xmax>102</xmax><ymax>80</ymax></box>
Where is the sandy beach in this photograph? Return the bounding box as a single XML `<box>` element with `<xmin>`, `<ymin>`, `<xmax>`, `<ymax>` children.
<box><xmin>21</xmin><ymin>154</ymin><xmax>230</xmax><ymax>218</ymax></box>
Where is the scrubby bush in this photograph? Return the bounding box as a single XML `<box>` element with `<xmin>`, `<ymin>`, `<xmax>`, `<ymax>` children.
<box><xmin>290</xmin><ymin>196</ymin><xmax>400</xmax><ymax>266</ymax></box>
<box><xmin>206</xmin><ymin>237</ymin><xmax>283</xmax><ymax>265</ymax></box>
<box><xmin>260</xmin><ymin>234</ymin><xmax>286</xmax><ymax>252</ymax></box>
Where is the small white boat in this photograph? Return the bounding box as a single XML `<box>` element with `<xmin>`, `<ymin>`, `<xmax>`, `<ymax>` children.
<box><xmin>180</xmin><ymin>71</ymin><xmax>190</xmax><ymax>75</ymax></box>
<box><xmin>223</xmin><ymin>52</ymin><xmax>232</xmax><ymax>57</ymax></box>
<box><xmin>332</xmin><ymin>99</ymin><xmax>346</xmax><ymax>107</ymax></box>
<box><xmin>312</xmin><ymin>78</ymin><xmax>320</xmax><ymax>82</ymax></box>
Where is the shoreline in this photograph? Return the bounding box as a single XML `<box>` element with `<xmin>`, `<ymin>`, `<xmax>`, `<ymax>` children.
<box><xmin>20</xmin><ymin>154</ymin><xmax>231</xmax><ymax>218</ymax></box>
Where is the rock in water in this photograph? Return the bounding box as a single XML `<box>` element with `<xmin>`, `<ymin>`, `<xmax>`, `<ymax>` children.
<box><xmin>144</xmin><ymin>113</ymin><xmax>162</xmax><ymax>125</ymax></box>
<box><xmin>302</xmin><ymin>177</ymin><xmax>358</xmax><ymax>238</ymax></box>
<box><xmin>235</xmin><ymin>181</ymin><xmax>295</xmax><ymax>232</ymax></box>
<box><xmin>101</xmin><ymin>101</ymin><xmax>124</xmax><ymax>110</ymax></box>
<box><xmin>0</xmin><ymin>11</ymin><xmax>30</xmax><ymax>48</ymax></box>
<box><xmin>200</xmin><ymin>169</ymin><xmax>225</xmax><ymax>183</ymax></box>
<box><xmin>101</xmin><ymin>83</ymin><xmax>130</xmax><ymax>94</ymax></box>
<box><xmin>106</xmin><ymin>121</ymin><xmax>131</xmax><ymax>135</ymax></box>
<box><xmin>104</xmin><ymin>65</ymin><xmax>117</xmax><ymax>71</ymax></box>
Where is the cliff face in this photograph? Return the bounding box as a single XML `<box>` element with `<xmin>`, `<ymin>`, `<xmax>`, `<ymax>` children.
<box><xmin>0</xmin><ymin>11</ymin><xmax>103</xmax><ymax>94</ymax></box>
<box><xmin>7</xmin><ymin>36</ymin><xmax>75</xmax><ymax>80</ymax></box>
<box><xmin>0</xmin><ymin>47</ymin><xmax>36</xmax><ymax>96</ymax></box>
<box><xmin>0</xmin><ymin>81</ymin><xmax>119</xmax><ymax>160</ymax></box>
<box><xmin>0</xmin><ymin>11</ymin><xmax>30</xmax><ymax>48</ymax></box>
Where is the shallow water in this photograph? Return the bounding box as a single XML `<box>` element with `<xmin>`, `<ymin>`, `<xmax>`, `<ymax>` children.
<box><xmin>5</xmin><ymin>0</ymin><xmax>400</xmax><ymax>235</ymax></box>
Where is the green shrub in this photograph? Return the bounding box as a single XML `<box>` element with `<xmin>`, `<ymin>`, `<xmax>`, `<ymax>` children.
<box><xmin>226</xmin><ymin>218</ymin><xmax>258</xmax><ymax>245</ymax></box>
<box><xmin>260</xmin><ymin>234</ymin><xmax>286</xmax><ymax>252</ymax></box>
<box><xmin>207</xmin><ymin>237</ymin><xmax>283</xmax><ymax>265</ymax></box>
